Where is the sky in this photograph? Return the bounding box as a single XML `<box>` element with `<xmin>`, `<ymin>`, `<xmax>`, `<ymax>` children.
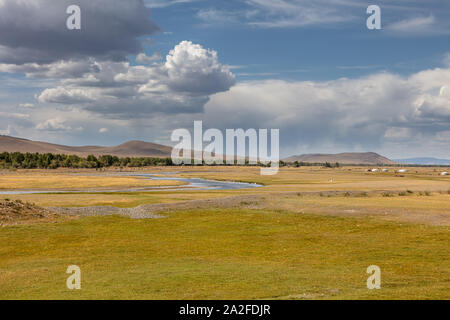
<box><xmin>0</xmin><ymin>0</ymin><xmax>450</xmax><ymax>159</ymax></box>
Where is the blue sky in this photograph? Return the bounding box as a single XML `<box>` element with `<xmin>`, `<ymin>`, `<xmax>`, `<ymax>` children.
<box><xmin>146</xmin><ymin>0</ymin><xmax>450</xmax><ymax>81</ymax></box>
<box><xmin>0</xmin><ymin>0</ymin><xmax>450</xmax><ymax>159</ymax></box>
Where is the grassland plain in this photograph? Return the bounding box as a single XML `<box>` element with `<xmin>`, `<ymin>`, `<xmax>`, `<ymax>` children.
<box><xmin>0</xmin><ymin>172</ymin><xmax>185</xmax><ymax>190</ymax></box>
<box><xmin>0</xmin><ymin>166</ymin><xmax>449</xmax><ymax>299</ymax></box>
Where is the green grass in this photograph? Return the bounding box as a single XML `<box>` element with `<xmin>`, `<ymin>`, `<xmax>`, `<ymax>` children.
<box><xmin>0</xmin><ymin>209</ymin><xmax>448</xmax><ymax>300</ymax></box>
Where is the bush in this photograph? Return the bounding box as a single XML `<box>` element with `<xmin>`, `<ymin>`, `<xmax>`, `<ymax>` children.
<box><xmin>0</xmin><ymin>151</ymin><xmax>174</xmax><ymax>169</ymax></box>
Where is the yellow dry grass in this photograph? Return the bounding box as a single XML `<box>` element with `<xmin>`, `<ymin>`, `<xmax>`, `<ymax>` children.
<box><xmin>2</xmin><ymin>190</ymin><xmax>224</xmax><ymax>208</ymax></box>
<box><xmin>1</xmin><ymin>166</ymin><xmax>449</xmax><ymax>300</ymax></box>
<box><xmin>1</xmin><ymin>167</ymin><xmax>449</xmax><ymax>225</ymax></box>
<box><xmin>0</xmin><ymin>173</ymin><xmax>185</xmax><ymax>190</ymax></box>
<box><xmin>1</xmin><ymin>211</ymin><xmax>448</xmax><ymax>300</ymax></box>
<box><xmin>173</xmin><ymin>166</ymin><xmax>450</xmax><ymax>191</ymax></box>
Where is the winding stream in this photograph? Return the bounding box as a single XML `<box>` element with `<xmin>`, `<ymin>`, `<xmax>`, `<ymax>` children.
<box><xmin>0</xmin><ymin>173</ymin><xmax>262</xmax><ymax>195</ymax></box>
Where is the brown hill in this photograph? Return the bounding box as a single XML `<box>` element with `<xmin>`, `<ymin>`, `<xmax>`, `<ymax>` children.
<box><xmin>0</xmin><ymin>199</ymin><xmax>61</xmax><ymax>227</ymax></box>
<box><xmin>283</xmin><ymin>152</ymin><xmax>395</xmax><ymax>165</ymax></box>
<box><xmin>0</xmin><ymin>135</ymin><xmax>172</xmax><ymax>158</ymax></box>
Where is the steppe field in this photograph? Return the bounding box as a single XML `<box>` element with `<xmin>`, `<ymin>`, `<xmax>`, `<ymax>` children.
<box><xmin>0</xmin><ymin>166</ymin><xmax>449</xmax><ymax>300</ymax></box>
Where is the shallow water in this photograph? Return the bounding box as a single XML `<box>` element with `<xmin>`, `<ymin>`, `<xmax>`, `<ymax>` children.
<box><xmin>0</xmin><ymin>173</ymin><xmax>262</xmax><ymax>195</ymax></box>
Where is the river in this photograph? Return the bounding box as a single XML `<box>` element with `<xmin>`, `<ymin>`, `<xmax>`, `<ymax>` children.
<box><xmin>0</xmin><ymin>173</ymin><xmax>262</xmax><ymax>195</ymax></box>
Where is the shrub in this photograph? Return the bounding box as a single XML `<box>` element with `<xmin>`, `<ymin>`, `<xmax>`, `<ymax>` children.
<box><xmin>358</xmin><ymin>192</ymin><xmax>368</xmax><ymax>197</ymax></box>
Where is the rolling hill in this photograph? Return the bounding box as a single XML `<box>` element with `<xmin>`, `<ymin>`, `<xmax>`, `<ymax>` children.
<box><xmin>0</xmin><ymin>135</ymin><xmax>172</xmax><ymax>158</ymax></box>
<box><xmin>283</xmin><ymin>152</ymin><xmax>395</xmax><ymax>165</ymax></box>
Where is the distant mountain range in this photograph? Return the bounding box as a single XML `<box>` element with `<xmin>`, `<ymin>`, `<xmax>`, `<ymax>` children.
<box><xmin>2</xmin><ymin>135</ymin><xmax>449</xmax><ymax>166</ymax></box>
<box><xmin>283</xmin><ymin>152</ymin><xmax>395</xmax><ymax>165</ymax></box>
<box><xmin>394</xmin><ymin>157</ymin><xmax>450</xmax><ymax>165</ymax></box>
<box><xmin>0</xmin><ymin>135</ymin><xmax>172</xmax><ymax>158</ymax></box>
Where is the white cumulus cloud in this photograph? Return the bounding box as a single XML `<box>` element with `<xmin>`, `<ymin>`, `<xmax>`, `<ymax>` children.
<box><xmin>36</xmin><ymin>118</ymin><xmax>74</xmax><ymax>131</ymax></box>
<box><xmin>36</xmin><ymin>41</ymin><xmax>235</xmax><ymax>117</ymax></box>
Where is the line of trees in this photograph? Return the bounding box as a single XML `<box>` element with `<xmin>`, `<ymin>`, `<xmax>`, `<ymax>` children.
<box><xmin>0</xmin><ymin>152</ymin><xmax>288</xmax><ymax>169</ymax></box>
<box><xmin>290</xmin><ymin>161</ymin><xmax>340</xmax><ymax>168</ymax></box>
<box><xmin>5</xmin><ymin>152</ymin><xmax>438</xmax><ymax>169</ymax></box>
<box><xmin>0</xmin><ymin>152</ymin><xmax>173</xmax><ymax>169</ymax></box>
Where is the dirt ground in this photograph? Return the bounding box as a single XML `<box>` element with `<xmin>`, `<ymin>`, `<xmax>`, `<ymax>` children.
<box><xmin>0</xmin><ymin>200</ymin><xmax>64</xmax><ymax>227</ymax></box>
<box><xmin>49</xmin><ymin>191</ymin><xmax>450</xmax><ymax>226</ymax></box>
